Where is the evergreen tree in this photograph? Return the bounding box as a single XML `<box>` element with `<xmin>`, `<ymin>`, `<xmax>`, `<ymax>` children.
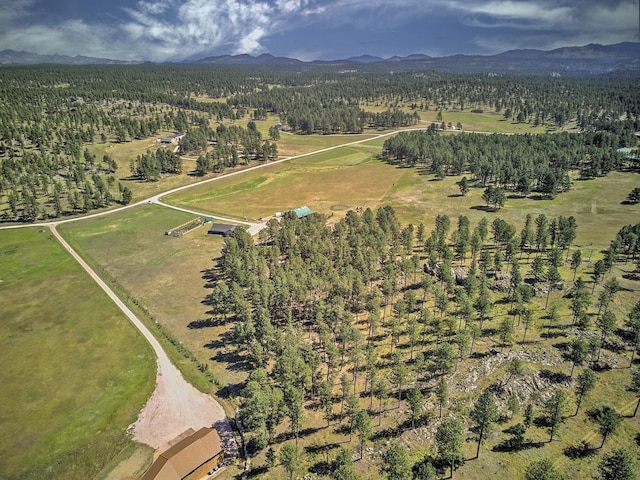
<box><xmin>544</xmin><ymin>388</ymin><xmax>568</xmax><ymax>442</ymax></box>
<box><xmin>598</xmin><ymin>449</ymin><xmax>635</xmax><ymax>480</ymax></box>
<box><xmin>279</xmin><ymin>442</ymin><xmax>302</xmax><ymax>480</ymax></box>
<box><xmin>591</xmin><ymin>405</ymin><xmax>620</xmax><ymax>448</ymax></box>
<box><xmin>435</xmin><ymin>417</ymin><xmax>464</xmax><ymax>479</ymax></box>
<box><xmin>354</xmin><ymin>410</ymin><xmax>373</xmax><ymax>460</ymax></box>
<box><xmin>470</xmin><ymin>390</ymin><xmax>499</xmax><ymax>458</ymax></box>
<box><xmin>574</xmin><ymin>368</ymin><xmax>596</xmax><ymax>416</ymax></box>
<box><xmin>381</xmin><ymin>441</ymin><xmax>412</xmax><ymax>480</ymax></box>
<box><xmin>524</xmin><ymin>458</ymin><xmax>562</xmax><ymax>480</ymax></box>
<box><xmin>334</xmin><ymin>447</ymin><xmax>358</xmax><ymax>480</ymax></box>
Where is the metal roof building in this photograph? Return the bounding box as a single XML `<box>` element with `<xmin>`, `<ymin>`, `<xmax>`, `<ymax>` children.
<box><xmin>208</xmin><ymin>223</ymin><xmax>238</xmax><ymax>236</ymax></box>
<box><xmin>140</xmin><ymin>427</ymin><xmax>224</xmax><ymax>480</ymax></box>
<box><xmin>292</xmin><ymin>206</ymin><xmax>313</xmax><ymax>219</ymax></box>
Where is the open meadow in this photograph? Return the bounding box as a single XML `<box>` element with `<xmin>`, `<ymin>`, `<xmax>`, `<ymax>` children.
<box><xmin>58</xmin><ymin>205</ymin><xmax>230</xmax><ymax>394</ymax></box>
<box><xmin>0</xmin><ymin>228</ymin><xmax>155</xmax><ymax>480</ymax></box>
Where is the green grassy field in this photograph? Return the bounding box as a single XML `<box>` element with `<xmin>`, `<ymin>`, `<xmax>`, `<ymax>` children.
<box><xmin>418</xmin><ymin>108</ymin><xmax>549</xmax><ymax>134</ymax></box>
<box><xmin>58</xmin><ymin>205</ymin><xmax>239</xmax><ymax>393</ymax></box>
<box><xmin>164</xmin><ymin>143</ymin><xmax>404</xmax><ymax>220</ymax></box>
<box><xmin>0</xmin><ymin>228</ymin><xmax>155</xmax><ymax>480</ymax></box>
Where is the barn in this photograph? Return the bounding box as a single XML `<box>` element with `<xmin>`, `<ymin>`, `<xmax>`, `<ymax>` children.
<box><xmin>140</xmin><ymin>427</ymin><xmax>224</xmax><ymax>480</ymax></box>
<box><xmin>208</xmin><ymin>223</ymin><xmax>238</xmax><ymax>236</ymax></box>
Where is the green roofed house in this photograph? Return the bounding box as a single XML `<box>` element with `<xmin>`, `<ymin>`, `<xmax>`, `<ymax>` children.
<box><xmin>292</xmin><ymin>206</ymin><xmax>313</xmax><ymax>219</ymax></box>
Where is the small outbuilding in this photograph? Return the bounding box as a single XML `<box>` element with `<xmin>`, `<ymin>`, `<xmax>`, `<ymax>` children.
<box><xmin>158</xmin><ymin>133</ymin><xmax>186</xmax><ymax>144</ymax></box>
<box><xmin>208</xmin><ymin>223</ymin><xmax>238</xmax><ymax>236</ymax></box>
<box><xmin>140</xmin><ymin>427</ymin><xmax>224</xmax><ymax>480</ymax></box>
<box><xmin>291</xmin><ymin>206</ymin><xmax>313</xmax><ymax>219</ymax></box>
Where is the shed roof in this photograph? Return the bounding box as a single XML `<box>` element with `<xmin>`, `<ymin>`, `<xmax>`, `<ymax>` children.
<box><xmin>140</xmin><ymin>427</ymin><xmax>223</xmax><ymax>480</ymax></box>
<box><xmin>292</xmin><ymin>206</ymin><xmax>313</xmax><ymax>218</ymax></box>
<box><xmin>208</xmin><ymin>223</ymin><xmax>238</xmax><ymax>235</ymax></box>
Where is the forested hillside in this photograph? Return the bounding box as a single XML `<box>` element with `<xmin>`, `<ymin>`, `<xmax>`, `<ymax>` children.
<box><xmin>1</xmin><ymin>66</ymin><xmax>638</xmax><ymax>222</ymax></box>
<box><xmin>207</xmin><ymin>207</ymin><xmax>640</xmax><ymax>479</ymax></box>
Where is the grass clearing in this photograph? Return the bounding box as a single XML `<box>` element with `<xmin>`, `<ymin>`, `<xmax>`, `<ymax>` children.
<box><xmin>419</xmin><ymin>109</ymin><xmax>549</xmax><ymax>134</ymax></box>
<box><xmin>0</xmin><ymin>228</ymin><xmax>155</xmax><ymax>480</ymax></box>
<box><xmin>166</xmin><ymin>144</ymin><xmax>404</xmax><ymax>219</ymax></box>
<box><xmin>89</xmin><ymin>138</ymin><xmax>206</xmax><ymax>202</ymax></box>
<box><xmin>383</xmin><ymin>169</ymin><xmax>640</xmax><ymax>249</ymax></box>
<box><xmin>58</xmin><ymin>205</ymin><xmax>245</xmax><ymax>393</ymax></box>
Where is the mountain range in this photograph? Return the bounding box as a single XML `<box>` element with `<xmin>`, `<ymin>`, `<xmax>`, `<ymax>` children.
<box><xmin>0</xmin><ymin>50</ymin><xmax>142</xmax><ymax>66</ymax></box>
<box><xmin>1</xmin><ymin>43</ymin><xmax>638</xmax><ymax>74</ymax></box>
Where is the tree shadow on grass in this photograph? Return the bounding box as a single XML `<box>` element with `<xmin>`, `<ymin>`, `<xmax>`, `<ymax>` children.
<box><xmin>470</xmin><ymin>205</ymin><xmax>497</xmax><ymax>212</ymax></box>
<box><xmin>470</xmin><ymin>351</ymin><xmax>492</xmax><ymax>360</ymax></box>
<box><xmin>372</xmin><ymin>424</ymin><xmax>401</xmax><ymax>441</ymax></box>
<box><xmin>210</xmin><ymin>349</ymin><xmax>246</xmax><ymax>372</ymax></box>
<box><xmin>540</xmin><ymin>329</ymin><xmax>566</xmax><ymax>339</ymax></box>
<box><xmin>217</xmin><ymin>382</ymin><xmax>244</xmax><ymax>400</ymax></box>
<box><xmin>539</xmin><ymin>369</ymin><xmax>571</xmax><ymax>384</ymax></box>
<box><xmin>492</xmin><ymin>438</ymin><xmax>545</xmax><ymax>452</ymax></box>
<box><xmin>564</xmin><ymin>441</ymin><xmax>597</xmax><ymax>459</ymax></box>
<box><xmin>552</xmin><ymin>341</ymin><xmax>570</xmax><ymax>352</ymax></box>
<box><xmin>244</xmin><ymin>465</ymin><xmax>268</xmax><ymax>478</ymax></box>
<box><xmin>203</xmin><ymin>330</ymin><xmax>234</xmax><ymax>350</ymax></box>
<box><xmin>201</xmin><ymin>267</ymin><xmax>221</xmax><ymax>288</ymax></box>
<box><xmin>188</xmin><ymin>318</ymin><xmax>222</xmax><ymax>329</ymax></box>
<box><xmin>309</xmin><ymin>460</ymin><xmax>332</xmax><ymax>476</ymax></box>
<box><xmin>533</xmin><ymin>415</ymin><xmax>551</xmax><ymax>429</ymax></box>
<box><xmin>207</xmin><ymin>332</ymin><xmax>247</xmax><ymax>373</ymax></box>
<box><xmin>591</xmin><ymin>362</ymin><xmax>612</xmax><ymax>373</ymax></box>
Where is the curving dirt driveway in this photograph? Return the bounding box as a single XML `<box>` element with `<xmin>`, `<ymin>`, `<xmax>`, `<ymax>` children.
<box><xmin>49</xmin><ymin>225</ymin><xmax>236</xmax><ymax>453</ymax></box>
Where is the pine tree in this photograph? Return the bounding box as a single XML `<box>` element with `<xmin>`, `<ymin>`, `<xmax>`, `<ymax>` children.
<box><xmin>470</xmin><ymin>390</ymin><xmax>498</xmax><ymax>458</ymax></box>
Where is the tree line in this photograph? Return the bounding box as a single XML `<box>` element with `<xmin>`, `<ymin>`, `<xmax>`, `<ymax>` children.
<box><xmin>382</xmin><ymin>129</ymin><xmax>635</xmax><ymax>198</ymax></box>
<box><xmin>1</xmin><ymin>66</ymin><xmax>637</xmax><ymax>221</ymax></box>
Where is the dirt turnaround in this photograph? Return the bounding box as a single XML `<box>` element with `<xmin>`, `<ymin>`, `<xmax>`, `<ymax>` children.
<box><xmin>128</xmin><ymin>355</ymin><xmax>233</xmax><ymax>452</ymax></box>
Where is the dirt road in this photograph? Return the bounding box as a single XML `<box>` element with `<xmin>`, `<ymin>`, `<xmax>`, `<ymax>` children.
<box><xmin>48</xmin><ymin>225</ymin><xmax>236</xmax><ymax>451</ymax></box>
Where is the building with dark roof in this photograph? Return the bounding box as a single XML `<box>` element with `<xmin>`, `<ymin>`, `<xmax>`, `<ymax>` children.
<box><xmin>208</xmin><ymin>223</ymin><xmax>238</xmax><ymax>236</ymax></box>
<box><xmin>140</xmin><ymin>427</ymin><xmax>224</xmax><ymax>480</ymax></box>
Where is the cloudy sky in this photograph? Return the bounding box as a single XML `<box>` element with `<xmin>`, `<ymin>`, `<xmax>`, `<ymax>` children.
<box><xmin>1</xmin><ymin>0</ymin><xmax>638</xmax><ymax>61</ymax></box>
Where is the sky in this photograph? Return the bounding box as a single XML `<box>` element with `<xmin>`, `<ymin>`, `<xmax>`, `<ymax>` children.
<box><xmin>0</xmin><ymin>0</ymin><xmax>638</xmax><ymax>62</ymax></box>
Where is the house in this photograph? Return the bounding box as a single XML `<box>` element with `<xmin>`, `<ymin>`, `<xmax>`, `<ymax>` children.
<box><xmin>208</xmin><ymin>223</ymin><xmax>238</xmax><ymax>236</ymax></box>
<box><xmin>158</xmin><ymin>133</ymin><xmax>186</xmax><ymax>144</ymax></box>
<box><xmin>140</xmin><ymin>427</ymin><xmax>224</xmax><ymax>480</ymax></box>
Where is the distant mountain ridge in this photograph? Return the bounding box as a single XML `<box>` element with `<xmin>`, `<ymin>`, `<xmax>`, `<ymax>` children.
<box><xmin>194</xmin><ymin>42</ymin><xmax>640</xmax><ymax>74</ymax></box>
<box><xmin>0</xmin><ymin>50</ymin><xmax>142</xmax><ymax>66</ymax></box>
<box><xmin>1</xmin><ymin>43</ymin><xmax>638</xmax><ymax>74</ymax></box>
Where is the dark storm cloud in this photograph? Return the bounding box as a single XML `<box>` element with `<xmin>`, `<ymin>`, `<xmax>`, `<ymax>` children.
<box><xmin>0</xmin><ymin>0</ymin><xmax>636</xmax><ymax>61</ymax></box>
